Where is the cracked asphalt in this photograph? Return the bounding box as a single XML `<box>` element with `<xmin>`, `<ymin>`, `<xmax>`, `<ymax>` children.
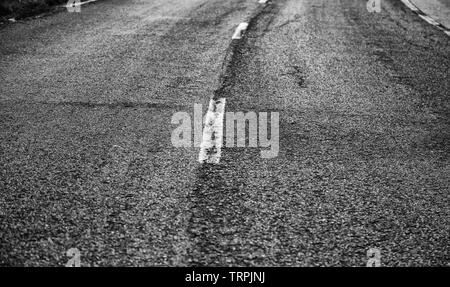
<box><xmin>0</xmin><ymin>0</ymin><xmax>449</xmax><ymax>266</ymax></box>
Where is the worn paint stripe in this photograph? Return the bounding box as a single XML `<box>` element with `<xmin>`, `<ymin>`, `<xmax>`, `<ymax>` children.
<box><xmin>198</xmin><ymin>98</ymin><xmax>226</xmax><ymax>164</ymax></box>
<box><xmin>232</xmin><ymin>22</ymin><xmax>249</xmax><ymax>40</ymax></box>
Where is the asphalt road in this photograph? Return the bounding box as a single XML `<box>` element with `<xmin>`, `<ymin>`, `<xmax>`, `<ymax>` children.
<box><xmin>0</xmin><ymin>0</ymin><xmax>448</xmax><ymax>266</ymax></box>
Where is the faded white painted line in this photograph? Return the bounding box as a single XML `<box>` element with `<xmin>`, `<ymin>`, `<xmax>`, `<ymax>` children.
<box><xmin>400</xmin><ymin>0</ymin><xmax>450</xmax><ymax>36</ymax></box>
<box><xmin>232</xmin><ymin>22</ymin><xmax>249</xmax><ymax>39</ymax></box>
<box><xmin>198</xmin><ymin>98</ymin><xmax>226</xmax><ymax>164</ymax></box>
<box><xmin>64</xmin><ymin>0</ymin><xmax>97</xmax><ymax>8</ymax></box>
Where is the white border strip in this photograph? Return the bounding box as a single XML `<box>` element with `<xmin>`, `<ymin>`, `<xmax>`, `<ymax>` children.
<box><xmin>418</xmin><ymin>14</ymin><xmax>440</xmax><ymax>26</ymax></box>
<box><xmin>400</xmin><ymin>0</ymin><xmax>450</xmax><ymax>36</ymax></box>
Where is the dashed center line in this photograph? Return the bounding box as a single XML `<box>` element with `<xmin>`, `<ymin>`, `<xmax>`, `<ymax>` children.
<box><xmin>198</xmin><ymin>98</ymin><xmax>226</xmax><ymax>164</ymax></box>
<box><xmin>198</xmin><ymin>0</ymin><xmax>270</xmax><ymax>164</ymax></box>
<box><xmin>232</xmin><ymin>22</ymin><xmax>249</xmax><ymax>39</ymax></box>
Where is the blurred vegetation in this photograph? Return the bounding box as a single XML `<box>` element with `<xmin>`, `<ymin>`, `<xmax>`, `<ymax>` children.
<box><xmin>0</xmin><ymin>0</ymin><xmax>68</xmax><ymax>18</ymax></box>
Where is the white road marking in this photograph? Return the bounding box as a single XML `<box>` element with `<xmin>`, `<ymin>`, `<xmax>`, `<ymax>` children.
<box><xmin>258</xmin><ymin>0</ymin><xmax>268</xmax><ymax>3</ymax></box>
<box><xmin>198</xmin><ymin>98</ymin><xmax>226</xmax><ymax>164</ymax></box>
<box><xmin>232</xmin><ymin>22</ymin><xmax>249</xmax><ymax>39</ymax></box>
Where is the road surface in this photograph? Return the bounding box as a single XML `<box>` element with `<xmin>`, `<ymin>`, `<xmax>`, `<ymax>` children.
<box><xmin>0</xmin><ymin>0</ymin><xmax>449</xmax><ymax>266</ymax></box>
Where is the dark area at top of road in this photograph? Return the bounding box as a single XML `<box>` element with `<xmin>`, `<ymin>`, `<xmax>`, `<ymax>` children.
<box><xmin>0</xmin><ymin>0</ymin><xmax>69</xmax><ymax>19</ymax></box>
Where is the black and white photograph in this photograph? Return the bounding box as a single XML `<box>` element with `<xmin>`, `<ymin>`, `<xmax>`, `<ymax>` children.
<box><xmin>0</xmin><ymin>0</ymin><xmax>449</xmax><ymax>271</ymax></box>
